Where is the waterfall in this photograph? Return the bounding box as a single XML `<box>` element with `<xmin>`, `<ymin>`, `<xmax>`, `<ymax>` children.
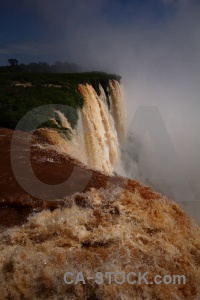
<box><xmin>77</xmin><ymin>80</ymin><xmax>125</xmax><ymax>174</ymax></box>
<box><xmin>109</xmin><ymin>80</ymin><xmax>125</xmax><ymax>144</ymax></box>
<box><xmin>37</xmin><ymin>80</ymin><xmax>125</xmax><ymax>174</ymax></box>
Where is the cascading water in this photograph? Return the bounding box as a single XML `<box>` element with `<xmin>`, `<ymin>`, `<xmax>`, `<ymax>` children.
<box><xmin>77</xmin><ymin>80</ymin><xmax>125</xmax><ymax>173</ymax></box>
<box><xmin>109</xmin><ymin>79</ymin><xmax>126</xmax><ymax>144</ymax></box>
<box><xmin>37</xmin><ymin>80</ymin><xmax>125</xmax><ymax>174</ymax></box>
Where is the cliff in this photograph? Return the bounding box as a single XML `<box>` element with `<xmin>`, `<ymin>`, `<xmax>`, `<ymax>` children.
<box><xmin>0</xmin><ymin>72</ymin><xmax>124</xmax><ymax>174</ymax></box>
<box><xmin>0</xmin><ymin>128</ymin><xmax>200</xmax><ymax>299</ymax></box>
<box><xmin>0</xmin><ymin>73</ymin><xmax>200</xmax><ymax>299</ymax></box>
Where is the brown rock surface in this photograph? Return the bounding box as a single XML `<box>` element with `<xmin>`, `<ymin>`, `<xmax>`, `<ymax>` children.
<box><xmin>0</xmin><ymin>128</ymin><xmax>200</xmax><ymax>299</ymax></box>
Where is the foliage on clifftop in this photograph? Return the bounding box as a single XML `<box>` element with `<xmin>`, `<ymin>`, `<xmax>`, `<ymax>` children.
<box><xmin>0</xmin><ymin>71</ymin><xmax>121</xmax><ymax>130</ymax></box>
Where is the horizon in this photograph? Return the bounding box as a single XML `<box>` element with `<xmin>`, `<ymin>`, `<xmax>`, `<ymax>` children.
<box><xmin>1</xmin><ymin>0</ymin><xmax>196</xmax><ymax>69</ymax></box>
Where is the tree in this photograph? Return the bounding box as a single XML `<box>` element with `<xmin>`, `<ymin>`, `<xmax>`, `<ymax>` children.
<box><xmin>8</xmin><ymin>58</ymin><xmax>18</xmax><ymax>66</ymax></box>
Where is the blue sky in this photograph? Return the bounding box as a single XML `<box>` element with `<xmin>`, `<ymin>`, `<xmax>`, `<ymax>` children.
<box><xmin>0</xmin><ymin>0</ymin><xmax>180</xmax><ymax>66</ymax></box>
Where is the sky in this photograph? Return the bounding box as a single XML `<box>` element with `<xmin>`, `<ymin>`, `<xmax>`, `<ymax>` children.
<box><xmin>1</xmin><ymin>0</ymin><xmax>200</xmax><ymax>223</ymax></box>
<box><xmin>0</xmin><ymin>0</ymin><xmax>192</xmax><ymax>67</ymax></box>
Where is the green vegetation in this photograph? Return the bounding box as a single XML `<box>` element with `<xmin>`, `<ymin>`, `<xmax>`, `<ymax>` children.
<box><xmin>0</xmin><ymin>71</ymin><xmax>121</xmax><ymax>131</ymax></box>
<box><xmin>38</xmin><ymin>112</ymin><xmax>73</xmax><ymax>141</ymax></box>
<box><xmin>2</xmin><ymin>59</ymin><xmax>82</xmax><ymax>73</ymax></box>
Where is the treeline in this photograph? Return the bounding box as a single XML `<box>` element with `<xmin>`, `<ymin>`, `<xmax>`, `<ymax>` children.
<box><xmin>0</xmin><ymin>59</ymin><xmax>82</xmax><ymax>73</ymax></box>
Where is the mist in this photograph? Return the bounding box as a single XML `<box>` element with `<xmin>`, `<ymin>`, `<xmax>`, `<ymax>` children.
<box><xmin>60</xmin><ymin>0</ymin><xmax>200</xmax><ymax>223</ymax></box>
<box><xmin>120</xmin><ymin>1</ymin><xmax>200</xmax><ymax>225</ymax></box>
<box><xmin>3</xmin><ymin>0</ymin><xmax>200</xmax><ymax>223</ymax></box>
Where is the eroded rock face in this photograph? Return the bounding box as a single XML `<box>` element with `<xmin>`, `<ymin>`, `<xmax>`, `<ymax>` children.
<box><xmin>0</xmin><ymin>128</ymin><xmax>200</xmax><ymax>299</ymax></box>
<box><xmin>0</xmin><ymin>128</ymin><xmax>122</xmax><ymax>222</ymax></box>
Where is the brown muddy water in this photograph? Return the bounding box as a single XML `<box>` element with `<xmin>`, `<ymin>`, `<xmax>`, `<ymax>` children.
<box><xmin>0</xmin><ymin>128</ymin><xmax>126</xmax><ymax>230</ymax></box>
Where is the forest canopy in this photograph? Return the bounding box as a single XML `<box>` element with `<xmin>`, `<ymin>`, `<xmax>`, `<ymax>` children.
<box><xmin>0</xmin><ymin>69</ymin><xmax>121</xmax><ymax>131</ymax></box>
